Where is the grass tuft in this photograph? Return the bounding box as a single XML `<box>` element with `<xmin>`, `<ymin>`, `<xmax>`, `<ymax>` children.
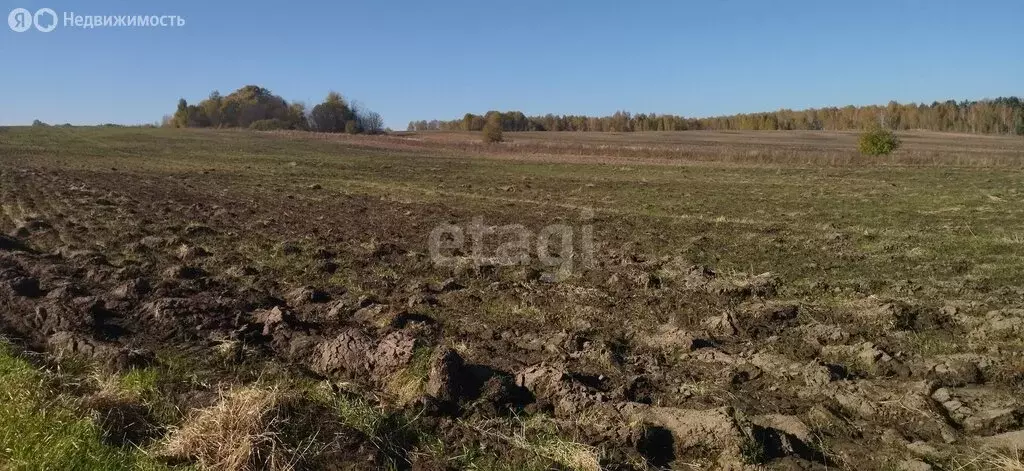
<box><xmin>471</xmin><ymin>413</ymin><xmax>602</xmax><ymax>471</ymax></box>
<box><xmin>162</xmin><ymin>387</ymin><xmax>293</xmax><ymax>470</ymax></box>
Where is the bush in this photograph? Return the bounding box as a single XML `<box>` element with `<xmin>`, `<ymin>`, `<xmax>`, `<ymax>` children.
<box><xmin>248</xmin><ymin>119</ymin><xmax>290</xmax><ymax>131</ymax></box>
<box><xmin>858</xmin><ymin>127</ymin><xmax>900</xmax><ymax>156</ymax></box>
<box><xmin>345</xmin><ymin>120</ymin><xmax>360</xmax><ymax>134</ymax></box>
<box><xmin>482</xmin><ymin>119</ymin><xmax>503</xmax><ymax>143</ymax></box>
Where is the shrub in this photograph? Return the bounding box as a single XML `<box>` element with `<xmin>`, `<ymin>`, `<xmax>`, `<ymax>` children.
<box><xmin>482</xmin><ymin>118</ymin><xmax>503</xmax><ymax>143</ymax></box>
<box><xmin>858</xmin><ymin>127</ymin><xmax>900</xmax><ymax>156</ymax></box>
<box><xmin>345</xmin><ymin>120</ymin><xmax>360</xmax><ymax>134</ymax></box>
<box><xmin>248</xmin><ymin>119</ymin><xmax>290</xmax><ymax>131</ymax></box>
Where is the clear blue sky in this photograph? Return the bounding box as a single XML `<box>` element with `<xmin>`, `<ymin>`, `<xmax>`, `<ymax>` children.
<box><xmin>2</xmin><ymin>0</ymin><xmax>1022</xmax><ymax>128</ymax></box>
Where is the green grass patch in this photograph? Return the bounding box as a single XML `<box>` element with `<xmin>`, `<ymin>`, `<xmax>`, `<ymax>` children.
<box><xmin>0</xmin><ymin>343</ymin><xmax>171</xmax><ymax>470</ymax></box>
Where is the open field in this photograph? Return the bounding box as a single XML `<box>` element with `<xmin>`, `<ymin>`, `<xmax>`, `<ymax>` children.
<box><xmin>1</xmin><ymin>126</ymin><xmax>1024</xmax><ymax>469</ymax></box>
<box><xmin>317</xmin><ymin>129</ymin><xmax>1024</xmax><ymax>167</ymax></box>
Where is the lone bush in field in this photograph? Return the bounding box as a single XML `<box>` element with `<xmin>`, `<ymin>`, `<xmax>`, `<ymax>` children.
<box><xmin>482</xmin><ymin>117</ymin><xmax>503</xmax><ymax>143</ymax></box>
<box><xmin>858</xmin><ymin>126</ymin><xmax>901</xmax><ymax>156</ymax></box>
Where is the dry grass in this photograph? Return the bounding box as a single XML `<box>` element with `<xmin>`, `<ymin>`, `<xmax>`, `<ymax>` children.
<box><xmin>162</xmin><ymin>387</ymin><xmax>296</xmax><ymax>471</ymax></box>
<box><xmin>471</xmin><ymin>414</ymin><xmax>602</xmax><ymax>471</ymax></box>
<box><xmin>383</xmin><ymin>346</ymin><xmax>433</xmax><ymax>406</ymax></box>
<box><xmin>953</xmin><ymin>449</ymin><xmax>1024</xmax><ymax>471</ymax></box>
<box><xmin>80</xmin><ymin>375</ymin><xmax>156</xmax><ymax>447</ymax></box>
<box><xmin>986</xmin><ymin>453</ymin><xmax>1024</xmax><ymax>471</ymax></box>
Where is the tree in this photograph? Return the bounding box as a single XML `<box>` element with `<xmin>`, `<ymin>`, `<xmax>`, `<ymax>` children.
<box><xmin>286</xmin><ymin>102</ymin><xmax>308</xmax><ymax>131</ymax></box>
<box><xmin>309</xmin><ymin>92</ymin><xmax>354</xmax><ymax>133</ymax></box>
<box><xmin>310</xmin><ymin>103</ymin><xmax>344</xmax><ymax>132</ymax></box>
<box><xmin>414</xmin><ymin>96</ymin><xmax>1024</xmax><ymax>136</ymax></box>
<box><xmin>185</xmin><ymin>104</ymin><xmax>210</xmax><ymax>127</ymax></box>
<box><xmin>227</xmin><ymin>85</ymin><xmax>291</xmax><ymax>127</ymax></box>
<box><xmin>166</xmin><ymin>86</ymin><xmax>382</xmax><ymax>133</ymax></box>
<box><xmin>201</xmin><ymin>91</ymin><xmax>223</xmax><ymax>128</ymax></box>
<box><xmin>357</xmin><ymin>110</ymin><xmax>384</xmax><ymax>134</ymax></box>
<box><xmin>172</xmin><ymin>99</ymin><xmax>189</xmax><ymax>128</ymax></box>
<box><xmin>482</xmin><ymin>114</ymin><xmax>503</xmax><ymax>143</ymax></box>
<box><xmin>208</xmin><ymin>86</ymin><xmax>287</xmax><ymax>127</ymax></box>
<box><xmin>31</xmin><ymin>119</ymin><xmax>48</xmax><ymax>127</ymax></box>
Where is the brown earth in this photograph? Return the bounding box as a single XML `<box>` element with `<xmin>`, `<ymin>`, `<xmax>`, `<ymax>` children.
<box><xmin>1</xmin><ymin>128</ymin><xmax>1023</xmax><ymax>469</ymax></box>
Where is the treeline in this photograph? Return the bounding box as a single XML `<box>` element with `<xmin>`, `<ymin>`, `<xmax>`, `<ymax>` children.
<box><xmin>408</xmin><ymin>111</ymin><xmax>693</xmax><ymax>133</ymax></box>
<box><xmin>410</xmin><ymin>97</ymin><xmax>1024</xmax><ymax>135</ymax></box>
<box><xmin>166</xmin><ymin>85</ymin><xmax>384</xmax><ymax>134</ymax></box>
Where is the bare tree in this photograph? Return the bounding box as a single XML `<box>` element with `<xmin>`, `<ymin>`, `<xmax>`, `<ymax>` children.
<box><xmin>358</xmin><ymin>110</ymin><xmax>384</xmax><ymax>134</ymax></box>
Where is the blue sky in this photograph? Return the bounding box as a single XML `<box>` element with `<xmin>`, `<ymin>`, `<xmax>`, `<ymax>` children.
<box><xmin>2</xmin><ymin>0</ymin><xmax>1022</xmax><ymax>128</ymax></box>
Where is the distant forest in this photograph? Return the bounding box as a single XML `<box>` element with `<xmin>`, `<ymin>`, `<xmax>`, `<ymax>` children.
<box><xmin>409</xmin><ymin>97</ymin><xmax>1024</xmax><ymax>135</ymax></box>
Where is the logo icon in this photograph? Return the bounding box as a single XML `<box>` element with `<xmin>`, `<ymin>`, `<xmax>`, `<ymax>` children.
<box><xmin>8</xmin><ymin>8</ymin><xmax>58</xmax><ymax>32</ymax></box>
<box><xmin>8</xmin><ymin>8</ymin><xmax>32</xmax><ymax>32</ymax></box>
<box><xmin>34</xmin><ymin>8</ymin><xmax>56</xmax><ymax>32</ymax></box>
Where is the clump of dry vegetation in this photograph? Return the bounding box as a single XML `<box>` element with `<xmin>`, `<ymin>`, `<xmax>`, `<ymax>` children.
<box><xmin>161</xmin><ymin>386</ymin><xmax>378</xmax><ymax>471</ymax></box>
<box><xmin>163</xmin><ymin>388</ymin><xmax>290</xmax><ymax>470</ymax></box>
<box><xmin>471</xmin><ymin>414</ymin><xmax>602</xmax><ymax>471</ymax></box>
